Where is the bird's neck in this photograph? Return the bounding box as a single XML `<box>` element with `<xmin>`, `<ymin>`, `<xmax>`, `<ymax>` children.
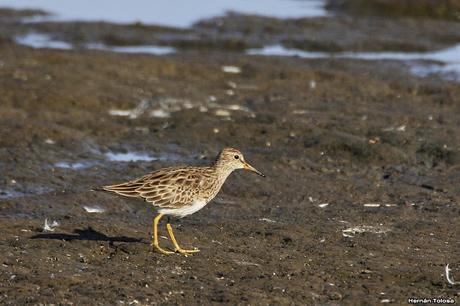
<box><xmin>213</xmin><ymin>160</ymin><xmax>235</xmax><ymax>180</ymax></box>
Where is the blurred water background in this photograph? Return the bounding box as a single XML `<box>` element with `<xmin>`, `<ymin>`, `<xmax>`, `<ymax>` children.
<box><xmin>0</xmin><ymin>0</ymin><xmax>327</xmax><ymax>26</ymax></box>
<box><xmin>2</xmin><ymin>0</ymin><xmax>460</xmax><ymax>80</ymax></box>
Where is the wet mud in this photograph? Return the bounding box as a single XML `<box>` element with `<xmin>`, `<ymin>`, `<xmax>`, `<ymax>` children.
<box><xmin>0</xmin><ymin>5</ymin><xmax>460</xmax><ymax>305</ymax></box>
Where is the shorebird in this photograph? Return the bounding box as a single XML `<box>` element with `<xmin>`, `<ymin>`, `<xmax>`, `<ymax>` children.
<box><xmin>97</xmin><ymin>148</ymin><xmax>264</xmax><ymax>255</ymax></box>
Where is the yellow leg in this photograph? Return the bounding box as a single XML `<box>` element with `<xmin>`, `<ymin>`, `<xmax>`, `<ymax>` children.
<box><xmin>151</xmin><ymin>213</ymin><xmax>173</xmax><ymax>255</ymax></box>
<box><xmin>166</xmin><ymin>223</ymin><xmax>200</xmax><ymax>255</ymax></box>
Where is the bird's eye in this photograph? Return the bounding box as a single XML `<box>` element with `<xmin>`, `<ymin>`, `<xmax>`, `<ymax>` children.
<box><xmin>234</xmin><ymin>155</ymin><xmax>239</xmax><ymax>159</ymax></box>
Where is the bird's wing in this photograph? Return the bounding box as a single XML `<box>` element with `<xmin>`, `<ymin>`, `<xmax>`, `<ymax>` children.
<box><xmin>101</xmin><ymin>167</ymin><xmax>205</xmax><ymax>208</ymax></box>
<box><xmin>137</xmin><ymin>167</ymin><xmax>207</xmax><ymax>208</ymax></box>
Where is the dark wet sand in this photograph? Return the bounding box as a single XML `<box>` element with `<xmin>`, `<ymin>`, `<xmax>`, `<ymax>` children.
<box><xmin>0</xmin><ymin>6</ymin><xmax>460</xmax><ymax>305</ymax></box>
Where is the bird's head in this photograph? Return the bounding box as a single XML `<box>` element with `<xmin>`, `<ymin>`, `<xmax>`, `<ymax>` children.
<box><xmin>216</xmin><ymin>147</ymin><xmax>265</xmax><ymax>177</ymax></box>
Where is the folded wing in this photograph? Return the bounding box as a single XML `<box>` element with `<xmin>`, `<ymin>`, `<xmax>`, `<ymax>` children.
<box><xmin>101</xmin><ymin>167</ymin><xmax>203</xmax><ymax>209</ymax></box>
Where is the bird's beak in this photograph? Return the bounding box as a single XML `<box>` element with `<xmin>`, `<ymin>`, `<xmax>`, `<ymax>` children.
<box><xmin>243</xmin><ymin>161</ymin><xmax>265</xmax><ymax>177</ymax></box>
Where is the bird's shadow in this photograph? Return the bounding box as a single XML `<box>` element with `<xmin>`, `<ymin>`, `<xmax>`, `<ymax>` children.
<box><xmin>31</xmin><ymin>227</ymin><xmax>144</xmax><ymax>243</ymax></box>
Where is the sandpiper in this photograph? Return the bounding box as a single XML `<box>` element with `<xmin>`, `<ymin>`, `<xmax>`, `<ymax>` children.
<box><xmin>98</xmin><ymin>147</ymin><xmax>264</xmax><ymax>255</ymax></box>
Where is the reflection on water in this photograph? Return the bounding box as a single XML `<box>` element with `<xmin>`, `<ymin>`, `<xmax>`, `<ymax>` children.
<box><xmin>15</xmin><ymin>33</ymin><xmax>176</xmax><ymax>55</ymax></box>
<box><xmin>249</xmin><ymin>45</ymin><xmax>329</xmax><ymax>58</ymax></box>
<box><xmin>16</xmin><ymin>32</ymin><xmax>460</xmax><ymax>81</ymax></box>
<box><xmin>83</xmin><ymin>206</ymin><xmax>105</xmax><ymax>213</ymax></box>
<box><xmin>0</xmin><ymin>186</ymin><xmax>53</xmax><ymax>199</ymax></box>
<box><xmin>15</xmin><ymin>32</ymin><xmax>460</xmax><ymax>81</ymax></box>
<box><xmin>15</xmin><ymin>32</ymin><xmax>72</xmax><ymax>50</ymax></box>
<box><xmin>410</xmin><ymin>63</ymin><xmax>460</xmax><ymax>81</ymax></box>
<box><xmin>247</xmin><ymin>44</ymin><xmax>460</xmax><ymax>62</ymax></box>
<box><xmin>50</xmin><ymin>149</ymin><xmax>184</xmax><ymax>174</ymax></box>
<box><xmin>54</xmin><ymin>161</ymin><xmax>97</xmax><ymax>169</ymax></box>
<box><xmin>8</xmin><ymin>0</ymin><xmax>460</xmax><ymax>82</ymax></box>
<box><xmin>0</xmin><ymin>189</ymin><xmax>26</xmax><ymax>199</ymax></box>
<box><xmin>105</xmin><ymin>152</ymin><xmax>156</xmax><ymax>162</ymax></box>
<box><xmin>1</xmin><ymin>0</ymin><xmax>326</xmax><ymax>27</ymax></box>
<box><xmin>248</xmin><ymin>44</ymin><xmax>460</xmax><ymax>81</ymax></box>
<box><xmin>86</xmin><ymin>43</ymin><xmax>176</xmax><ymax>55</ymax></box>
<box><xmin>104</xmin><ymin>151</ymin><xmax>185</xmax><ymax>162</ymax></box>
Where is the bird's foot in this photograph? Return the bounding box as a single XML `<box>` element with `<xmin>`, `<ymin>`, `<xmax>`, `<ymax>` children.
<box><xmin>151</xmin><ymin>243</ymin><xmax>174</xmax><ymax>255</ymax></box>
<box><xmin>175</xmin><ymin>247</ymin><xmax>200</xmax><ymax>256</ymax></box>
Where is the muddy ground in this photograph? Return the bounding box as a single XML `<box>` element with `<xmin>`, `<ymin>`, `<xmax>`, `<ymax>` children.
<box><xmin>0</xmin><ymin>5</ymin><xmax>460</xmax><ymax>305</ymax></box>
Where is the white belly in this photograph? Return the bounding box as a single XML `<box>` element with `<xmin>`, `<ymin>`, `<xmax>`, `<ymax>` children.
<box><xmin>158</xmin><ymin>199</ymin><xmax>208</xmax><ymax>218</ymax></box>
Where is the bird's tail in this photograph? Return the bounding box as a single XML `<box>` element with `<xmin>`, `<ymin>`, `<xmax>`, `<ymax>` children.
<box><xmin>92</xmin><ymin>182</ymin><xmax>143</xmax><ymax>198</ymax></box>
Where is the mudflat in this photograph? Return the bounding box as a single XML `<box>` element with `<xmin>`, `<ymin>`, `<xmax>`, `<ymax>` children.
<box><xmin>0</xmin><ymin>5</ymin><xmax>459</xmax><ymax>305</ymax></box>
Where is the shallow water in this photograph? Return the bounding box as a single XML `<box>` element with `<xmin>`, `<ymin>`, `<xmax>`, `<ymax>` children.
<box><xmin>247</xmin><ymin>44</ymin><xmax>460</xmax><ymax>62</ymax></box>
<box><xmin>49</xmin><ymin>146</ymin><xmax>184</xmax><ymax>175</ymax></box>
<box><xmin>104</xmin><ymin>151</ymin><xmax>187</xmax><ymax>163</ymax></box>
<box><xmin>0</xmin><ymin>186</ymin><xmax>53</xmax><ymax>199</ymax></box>
<box><xmin>247</xmin><ymin>44</ymin><xmax>460</xmax><ymax>81</ymax></box>
<box><xmin>0</xmin><ymin>189</ymin><xmax>26</xmax><ymax>199</ymax></box>
<box><xmin>15</xmin><ymin>32</ymin><xmax>460</xmax><ymax>81</ymax></box>
<box><xmin>1</xmin><ymin>0</ymin><xmax>326</xmax><ymax>27</ymax></box>
<box><xmin>54</xmin><ymin>161</ymin><xmax>97</xmax><ymax>170</ymax></box>
<box><xmin>86</xmin><ymin>43</ymin><xmax>176</xmax><ymax>55</ymax></box>
<box><xmin>410</xmin><ymin>62</ymin><xmax>460</xmax><ymax>81</ymax></box>
<box><xmin>15</xmin><ymin>33</ymin><xmax>176</xmax><ymax>55</ymax></box>
<box><xmin>15</xmin><ymin>32</ymin><xmax>72</xmax><ymax>50</ymax></box>
<box><xmin>105</xmin><ymin>152</ymin><xmax>156</xmax><ymax>162</ymax></box>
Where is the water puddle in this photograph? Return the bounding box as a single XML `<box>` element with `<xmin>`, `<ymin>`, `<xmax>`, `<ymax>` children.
<box><xmin>0</xmin><ymin>190</ymin><xmax>26</xmax><ymax>199</ymax></box>
<box><xmin>50</xmin><ymin>147</ymin><xmax>183</xmax><ymax>173</ymax></box>
<box><xmin>105</xmin><ymin>150</ymin><xmax>185</xmax><ymax>162</ymax></box>
<box><xmin>3</xmin><ymin>0</ymin><xmax>327</xmax><ymax>28</ymax></box>
<box><xmin>15</xmin><ymin>31</ymin><xmax>460</xmax><ymax>81</ymax></box>
<box><xmin>14</xmin><ymin>32</ymin><xmax>72</xmax><ymax>50</ymax></box>
<box><xmin>0</xmin><ymin>186</ymin><xmax>53</xmax><ymax>200</ymax></box>
<box><xmin>248</xmin><ymin>45</ymin><xmax>330</xmax><ymax>59</ymax></box>
<box><xmin>85</xmin><ymin>43</ymin><xmax>176</xmax><ymax>55</ymax></box>
<box><xmin>54</xmin><ymin>161</ymin><xmax>97</xmax><ymax>170</ymax></box>
<box><xmin>248</xmin><ymin>44</ymin><xmax>460</xmax><ymax>81</ymax></box>
<box><xmin>248</xmin><ymin>43</ymin><xmax>460</xmax><ymax>62</ymax></box>
<box><xmin>105</xmin><ymin>151</ymin><xmax>156</xmax><ymax>162</ymax></box>
<box><xmin>410</xmin><ymin>63</ymin><xmax>460</xmax><ymax>81</ymax></box>
<box><xmin>83</xmin><ymin>206</ymin><xmax>105</xmax><ymax>213</ymax></box>
<box><xmin>15</xmin><ymin>33</ymin><xmax>176</xmax><ymax>55</ymax></box>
